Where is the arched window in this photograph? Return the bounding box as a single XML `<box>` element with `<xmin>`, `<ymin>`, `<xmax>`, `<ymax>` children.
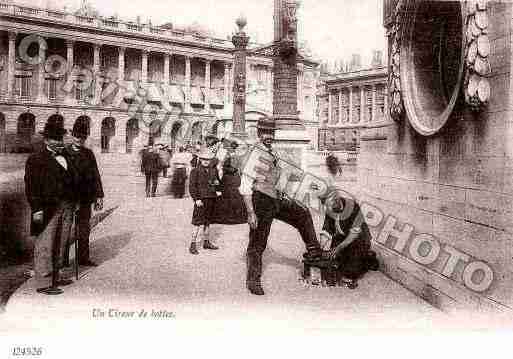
<box><xmin>16</xmin><ymin>113</ymin><xmax>36</xmax><ymax>153</ymax></box>
<box><xmin>170</xmin><ymin>122</ymin><xmax>183</xmax><ymax>151</ymax></box>
<box><xmin>126</xmin><ymin>118</ymin><xmax>139</xmax><ymax>153</ymax></box>
<box><xmin>74</xmin><ymin>116</ymin><xmax>91</xmax><ymax>137</ymax></box>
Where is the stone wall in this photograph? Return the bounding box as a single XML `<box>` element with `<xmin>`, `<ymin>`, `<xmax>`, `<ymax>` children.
<box><xmin>360</xmin><ymin>2</ymin><xmax>513</xmax><ymax>313</ymax></box>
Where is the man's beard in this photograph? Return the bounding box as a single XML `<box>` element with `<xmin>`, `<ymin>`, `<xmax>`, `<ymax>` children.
<box><xmin>262</xmin><ymin>138</ymin><xmax>273</xmax><ymax>147</ymax></box>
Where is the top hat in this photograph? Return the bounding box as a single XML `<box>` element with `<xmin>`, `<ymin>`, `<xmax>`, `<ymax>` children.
<box><xmin>40</xmin><ymin>120</ymin><xmax>67</xmax><ymax>140</ymax></box>
<box><xmin>256</xmin><ymin>117</ymin><xmax>275</xmax><ymax>131</ymax></box>
<box><xmin>71</xmin><ymin>121</ymin><xmax>90</xmax><ymax>139</ymax></box>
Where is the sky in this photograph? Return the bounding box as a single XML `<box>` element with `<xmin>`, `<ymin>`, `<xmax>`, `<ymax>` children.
<box><xmin>33</xmin><ymin>0</ymin><xmax>386</xmax><ymax>69</ymax></box>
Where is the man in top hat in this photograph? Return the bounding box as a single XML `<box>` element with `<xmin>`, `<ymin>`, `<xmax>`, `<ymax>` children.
<box><xmin>25</xmin><ymin>118</ymin><xmax>77</xmax><ymax>294</ymax></box>
<box><xmin>239</xmin><ymin>117</ymin><xmax>323</xmax><ymax>295</ymax></box>
<box><xmin>65</xmin><ymin>120</ymin><xmax>104</xmax><ymax>267</ymax></box>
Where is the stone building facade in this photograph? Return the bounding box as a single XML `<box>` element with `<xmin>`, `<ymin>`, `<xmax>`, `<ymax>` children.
<box><xmin>317</xmin><ymin>60</ymin><xmax>387</xmax><ymax>152</ymax></box>
<box><xmin>357</xmin><ymin>0</ymin><xmax>513</xmax><ymax>313</ymax></box>
<box><xmin>0</xmin><ymin>1</ymin><xmax>320</xmax><ymax>261</ymax></box>
<box><xmin>0</xmin><ymin>1</ymin><xmax>320</xmax><ymax>156</ymax></box>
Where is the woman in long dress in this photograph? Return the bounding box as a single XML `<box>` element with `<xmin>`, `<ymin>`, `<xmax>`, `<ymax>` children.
<box><xmin>171</xmin><ymin>147</ymin><xmax>189</xmax><ymax>198</ymax></box>
<box><xmin>212</xmin><ymin>141</ymin><xmax>247</xmax><ymax>225</ymax></box>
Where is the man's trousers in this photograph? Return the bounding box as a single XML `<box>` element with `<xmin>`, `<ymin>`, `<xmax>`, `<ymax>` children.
<box><xmin>77</xmin><ymin>204</ymin><xmax>93</xmax><ymax>264</ymax></box>
<box><xmin>247</xmin><ymin>191</ymin><xmax>321</xmax><ymax>283</ymax></box>
<box><xmin>145</xmin><ymin>172</ymin><xmax>159</xmax><ymax>197</ymax></box>
<box><xmin>34</xmin><ymin>201</ymin><xmax>75</xmax><ymax>282</ymax></box>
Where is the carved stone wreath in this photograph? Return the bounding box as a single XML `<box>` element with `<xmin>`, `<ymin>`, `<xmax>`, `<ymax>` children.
<box><xmin>464</xmin><ymin>0</ymin><xmax>491</xmax><ymax>112</ymax></box>
<box><xmin>388</xmin><ymin>0</ymin><xmax>405</xmax><ymax>122</ymax></box>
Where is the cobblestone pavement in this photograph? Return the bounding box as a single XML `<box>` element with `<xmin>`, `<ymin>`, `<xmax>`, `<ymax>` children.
<box><xmin>1</xmin><ymin>195</ymin><xmax>457</xmax><ymax>334</ymax></box>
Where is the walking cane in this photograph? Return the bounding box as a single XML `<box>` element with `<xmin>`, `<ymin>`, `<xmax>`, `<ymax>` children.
<box><xmin>74</xmin><ymin>210</ymin><xmax>79</xmax><ymax>281</ymax></box>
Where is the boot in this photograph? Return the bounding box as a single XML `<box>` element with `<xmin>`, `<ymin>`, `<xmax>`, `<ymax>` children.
<box><xmin>203</xmin><ymin>240</ymin><xmax>219</xmax><ymax>250</ymax></box>
<box><xmin>202</xmin><ymin>228</ymin><xmax>218</xmax><ymax>250</ymax></box>
<box><xmin>189</xmin><ymin>242</ymin><xmax>199</xmax><ymax>255</ymax></box>
<box><xmin>247</xmin><ymin>280</ymin><xmax>264</xmax><ymax>295</ymax></box>
<box><xmin>246</xmin><ymin>253</ymin><xmax>264</xmax><ymax>295</ymax></box>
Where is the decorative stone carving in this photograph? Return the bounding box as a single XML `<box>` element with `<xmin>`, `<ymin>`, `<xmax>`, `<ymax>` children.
<box><xmin>388</xmin><ymin>0</ymin><xmax>405</xmax><ymax>122</ymax></box>
<box><xmin>464</xmin><ymin>0</ymin><xmax>491</xmax><ymax>111</ymax></box>
<box><xmin>234</xmin><ymin>72</ymin><xmax>245</xmax><ymax>104</ymax></box>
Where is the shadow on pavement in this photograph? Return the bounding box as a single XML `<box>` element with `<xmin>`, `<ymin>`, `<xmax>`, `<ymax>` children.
<box><xmin>0</xmin><ymin>206</ymin><xmax>123</xmax><ymax>313</ymax></box>
<box><xmin>264</xmin><ymin>247</ymin><xmax>303</xmax><ymax>271</ymax></box>
<box><xmin>0</xmin><ymin>263</ymin><xmax>31</xmax><ymax>313</ymax></box>
<box><xmin>91</xmin><ymin>231</ymin><xmax>133</xmax><ymax>265</ymax></box>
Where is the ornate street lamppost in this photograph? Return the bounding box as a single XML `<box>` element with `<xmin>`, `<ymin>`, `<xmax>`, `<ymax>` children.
<box><xmin>231</xmin><ymin>15</ymin><xmax>250</xmax><ymax>138</ymax></box>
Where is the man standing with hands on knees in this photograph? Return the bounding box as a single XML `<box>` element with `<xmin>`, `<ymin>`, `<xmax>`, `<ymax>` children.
<box><xmin>65</xmin><ymin>121</ymin><xmax>104</xmax><ymax>267</ymax></box>
<box><xmin>25</xmin><ymin>118</ymin><xmax>77</xmax><ymax>294</ymax></box>
<box><xmin>240</xmin><ymin>118</ymin><xmax>323</xmax><ymax>295</ymax></box>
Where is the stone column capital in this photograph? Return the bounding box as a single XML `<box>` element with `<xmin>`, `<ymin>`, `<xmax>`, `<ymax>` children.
<box><xmin>66</xmin><ymin>39</ymin><xmax>75</xmax><ymax>48</ymax></box>
<box><xmin>8</xmin><ymin>31</ymin><xmax>17</xmax><ymax>41</ymax></box>
<box><xmin>93</xmin><ymin>43</ymin><xmax>102</xmax><ymax>51</ymax></box>
<box><xmin>118</xmin><ymin>46</ymin><xmax>126</xmax><ymax>54</ymax></box>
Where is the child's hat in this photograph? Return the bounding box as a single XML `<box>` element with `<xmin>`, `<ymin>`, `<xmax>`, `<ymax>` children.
<box><xmin>198</xmin><ymin>150</ymin><xmax>215</xmax><ymax>160</ymax></box>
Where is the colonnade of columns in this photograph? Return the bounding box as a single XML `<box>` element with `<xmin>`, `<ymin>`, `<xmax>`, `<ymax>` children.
<box><xmin>3</xmin><ymin>31</ymin><xmax>235</xmax><ymax>110</ymax></box>
<box><xmin>327</xmin><ymin>84</ymin><xmax>387</xmax><ymax>125</ymax></box>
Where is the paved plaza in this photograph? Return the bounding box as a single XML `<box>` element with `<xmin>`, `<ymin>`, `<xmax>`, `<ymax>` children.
<box><xmin>1</xmin><ymin>194</ymin><xmax>453</xmax><ymax>334</ymax></box>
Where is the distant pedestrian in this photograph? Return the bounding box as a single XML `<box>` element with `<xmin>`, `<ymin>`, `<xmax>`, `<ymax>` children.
<box><xmin>171</xmin><ymin>146</ymin><xmax>190</xmax><ymax>198</ymax></box>
<box><xmin>158</xmin><ymin>144</ymin><xmax>171</xmax><ymax>178</ymax></box>
<box><xmin>188</xmin><ymin>150</ymin><xmax>222</xmax><ymax>255</ymax></box>
<box><xmin>141</xmin><ymin>144</ymin><xmax>161</xmax><ymax>197</ymax></box>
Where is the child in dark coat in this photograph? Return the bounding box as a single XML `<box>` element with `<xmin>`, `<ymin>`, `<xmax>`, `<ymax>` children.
<box><xmin>188</xmin><ymin>150</ymin><xmax>222</xmax><ymax>254</ymax></box>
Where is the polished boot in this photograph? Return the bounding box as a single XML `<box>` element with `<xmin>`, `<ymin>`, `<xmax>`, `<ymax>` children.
<box><xmin>189</xmin><ymin>242</ymin><xmax>199</xmax><ymax>255</ymax></box>
<box><xmin>246</xmin><ymin>253</ymin><xmax>264</xmax><ymax>295</ymax></box>
<box><xmin>203</xmin><ymin>240</ymin><xmax>218</xmax><ymax>250</ymax></box>
<box><xmin>247</xmin><ymin>280</ymin><xmax>264</xmax><ymax>295</ymax></box>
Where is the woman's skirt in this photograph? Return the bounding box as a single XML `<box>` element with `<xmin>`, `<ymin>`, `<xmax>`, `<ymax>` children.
<box><xmin>212</xmin><ymin>191</ymin><xmax>247</xmax><ymax>225</ymax></box>
<box><xmin>191</xmin><ymin>197</ymin><xmax>217</xmax><ymax>226</ymax></box>
<box><xmin>171</xmin><ymin>167</ymin><xmax>187</xmax><ymax>198</ymax></box>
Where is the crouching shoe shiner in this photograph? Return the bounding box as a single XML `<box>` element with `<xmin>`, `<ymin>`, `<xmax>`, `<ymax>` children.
<box><xmin>240</xmin><ymin>118</ymin><xmax>322</xmax><ymax>295</ymax></box>
<box><xmin>319</xmin><ymin>192</ymin><xmax>377</xmax><ymax>289</ymax></box>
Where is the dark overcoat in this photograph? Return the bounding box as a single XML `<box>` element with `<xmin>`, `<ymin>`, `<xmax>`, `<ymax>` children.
<box><xmin>24</xmin><ymin>148</ymin><xmax>78</xmax><ymax>236</ymax></box>
<box><xmin>68</xmin><ymin>146</ymin><xmax>104</xmax><ymax>205</ymax></box>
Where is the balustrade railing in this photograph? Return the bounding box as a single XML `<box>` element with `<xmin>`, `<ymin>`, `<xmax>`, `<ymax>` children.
<box><xmin>101</xmin><ymin>19</ymin><xmax>119</xmax><ymax>28</ymax></box>
<box><xmin>126</xmin><ymin>23</ymin><xmax>143</xmax><ymax>31</ymax></box>
<box><xmin>0</xmin><ymin>1</ymin><xmax>232</xmax><ymax>48</ymax></box>
<box><xmin>76</xmin><ymin>15</ymin><xmax>95</xmax><ymax>24</ymax></box>
<box><xmin>46</xmin><ymin>10</ymin><xmax>65</xmax><ymax>20</ymax></box>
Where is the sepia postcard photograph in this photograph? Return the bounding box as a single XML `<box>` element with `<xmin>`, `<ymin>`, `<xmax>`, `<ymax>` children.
<box><xmin>0</xmin><ymin>0</ymin><xmax>512</xmax><ymax>357</ymax></box>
